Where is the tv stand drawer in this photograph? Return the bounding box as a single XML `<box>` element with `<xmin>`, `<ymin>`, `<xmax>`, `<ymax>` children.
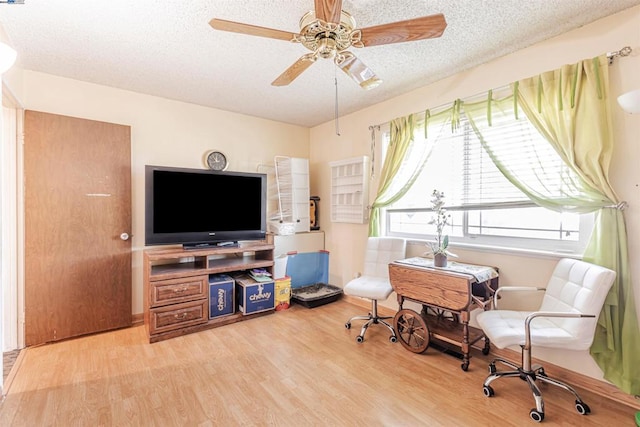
<box><xmin>150</xmin><ymin>275</ymin><xmax>208</xmax><ymax>307</ymax></box>
<box><xmin>149</xmin><ymin>300</ymin><xmax>207</xmax><ymax>335</ymax></box>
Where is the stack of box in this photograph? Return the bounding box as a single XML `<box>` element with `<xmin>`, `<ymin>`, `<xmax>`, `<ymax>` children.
<box><xmin>208</xmin><ymin>274</ymin><xmax>235</xmax><ymax>319</ymax></box>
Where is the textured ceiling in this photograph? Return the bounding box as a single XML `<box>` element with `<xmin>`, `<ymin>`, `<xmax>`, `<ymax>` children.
<box><xmin>0</xmin><ymin>0</ymin><xmax>639</xmax><ymax>127</ymax></box>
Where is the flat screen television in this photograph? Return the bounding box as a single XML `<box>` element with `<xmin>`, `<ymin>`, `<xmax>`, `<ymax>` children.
<box><xmin>145</xmin><ymin>165</ymin><xmax>267</xmax><ymax>248</ymax></box>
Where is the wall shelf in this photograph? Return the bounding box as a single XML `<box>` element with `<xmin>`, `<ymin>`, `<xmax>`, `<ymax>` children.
<box><xmin>329</xmin><ymin>156</ymin><xmax>370</xmax><ymax>224</ymax></box>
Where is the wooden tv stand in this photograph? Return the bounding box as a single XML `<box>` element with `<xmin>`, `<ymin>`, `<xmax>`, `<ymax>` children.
<box><xmin>143</xmin><ymin>242</ymin><xmax>274</xmax><ymax>343</ymax></box>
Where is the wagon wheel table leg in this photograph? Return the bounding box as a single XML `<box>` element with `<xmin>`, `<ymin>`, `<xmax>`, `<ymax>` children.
<box><xmin>393</xmin><ymin>308</ymin><xmax>430</xmax><ymax>354</ymax></box>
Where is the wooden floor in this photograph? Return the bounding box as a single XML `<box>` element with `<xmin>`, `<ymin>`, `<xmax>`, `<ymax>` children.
<box><xmin>0</xmin><ymin>300</ymin><xmax>636</xmax><ymax>426</ymax></box>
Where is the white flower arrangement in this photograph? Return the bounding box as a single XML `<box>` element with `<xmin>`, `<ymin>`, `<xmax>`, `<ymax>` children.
<box><xmin>425</xmin><ymin>189</ymin><xmax>457</xmax><ymax>258</ymax></box>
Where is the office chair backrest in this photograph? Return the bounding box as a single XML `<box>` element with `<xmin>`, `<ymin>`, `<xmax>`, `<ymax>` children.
<box><xmin>362</xmin><ymin>237</ymin><xmax>406</xmax><ymax>279</ymax></box>
<box><xmin>539</xmin><ymin>258</ymin><xmax>616</xmax><ymax>349</ymax></box>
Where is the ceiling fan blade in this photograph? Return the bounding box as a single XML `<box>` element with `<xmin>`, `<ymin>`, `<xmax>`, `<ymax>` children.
<box><xmin>335</xmin><ymin>52</ymin><xmax>382</xmax><ymax>90</ymax></box>
<box><xmin>315</xmin><ymin>0</ymin><xmax>343</xmax><ymax>24</ymax></box>
<box><xmin>209</xmin><ymin>18</ymin><xmax>299</xmax><ymax>42</ymax></box>
<box><xmin>272</xmin><ymin>54</ymin><xmax>317</xmax><ymax>86</ymax></box>
<box><xmin>358</xmin><ymin>13</ymin><xmax>447</xmax><ymax>47</ymax></box>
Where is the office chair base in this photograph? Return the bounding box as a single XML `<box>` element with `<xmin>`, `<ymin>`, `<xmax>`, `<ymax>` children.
<box><xmin>482</xmin><ymin>358</ymin><xmax>590</xmax><ymax>422</ymax></box>
<box><xmin>345</xmin><ymin>300</ymin><xmax>397</xmax><ymax>343</ymax></box>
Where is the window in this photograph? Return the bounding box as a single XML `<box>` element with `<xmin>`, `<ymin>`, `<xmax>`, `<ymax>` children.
<box><xmin>383</xmin><ymin>112</ymin><xmax>593</xmax><ymax>254</ymax></box>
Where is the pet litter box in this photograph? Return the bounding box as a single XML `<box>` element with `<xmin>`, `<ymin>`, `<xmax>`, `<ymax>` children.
<box><xmin>285</xmin><ymin>250</ymin><xmax>342</xmax><ymax>308</ymax></box>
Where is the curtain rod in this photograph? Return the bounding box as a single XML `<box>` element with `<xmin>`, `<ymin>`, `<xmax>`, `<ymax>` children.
<box><xmin>368</xmin><ymin>46</ymin><xmax>634</xmax><ymax>130</ymax></box>
<box><xmin>367</xmin><ymin>84</ymin><xmax>511</xmax><ymax>130</ymax></box>
<box><xmin>607</xmin><ymin>46</ymin><xmax>632</xmax><ymax>65</ymax></box>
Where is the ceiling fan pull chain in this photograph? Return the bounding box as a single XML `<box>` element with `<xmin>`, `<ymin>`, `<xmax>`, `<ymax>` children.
<box><xmin>335</xmin><ymin>72</ymin><xmax>341</xmax><ymax>136</ymax></box>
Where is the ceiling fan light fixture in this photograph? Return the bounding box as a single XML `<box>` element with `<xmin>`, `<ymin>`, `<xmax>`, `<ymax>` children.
<box><xmin>317</xmin><ymin>36</ymin><xmax>337</xmax><ymax>58</ymax></box>
<box><xmin>336</xmin><ymin>51</ymin><xmax>381</xmax><ymax>90</ymax></box>
<box><xmin>360</xmin><ymin>76</ymin><xmax>383</xmax><ymax>90</ymax></box>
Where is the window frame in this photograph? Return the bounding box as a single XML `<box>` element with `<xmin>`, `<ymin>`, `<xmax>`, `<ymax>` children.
<box><xmin>384</xmin><ymin>205</ymin><xmax>594</xmax><ymax>255</ymax></box>
<box><xmin>379</xmin><ymin>116</ymin><xmax>595</xmax><ymax>255</ymax></box>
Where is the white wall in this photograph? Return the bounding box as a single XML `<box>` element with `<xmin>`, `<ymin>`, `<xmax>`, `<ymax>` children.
<box><xmin>7</xmin><ymin>71</ymin><xmax>310</xmax><ymax>318</ymax></box>
<box><xmin>310</xmin><ymin>6</ymin><xmax>640</xmax><ymax>383</ymax></box>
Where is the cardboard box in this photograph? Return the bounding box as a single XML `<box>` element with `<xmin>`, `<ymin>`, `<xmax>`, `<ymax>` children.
<box><xmin>209</xmin><ymin>274</ymin><xmax>235</xmax><ymax>319</ymax></box>
<box><xmin>234</xmin><ymin>274</ymin><xmax>275</xmax><ymax>315</ymax></box>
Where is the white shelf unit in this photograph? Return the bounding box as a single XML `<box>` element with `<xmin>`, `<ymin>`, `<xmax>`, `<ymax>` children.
<box><xmin>257</xmin><ymin>163</ymin><xmax>279</xmax><ymax>223</ymax></box>
<box><xmin>271</xmin><ymin>156</ymin><xmax>310</xmax><ymax>234</ymax></box>
<box><xmin>330</xmin><ymin>156</ymin><xmax>370</xmax><ymax>224</ymax></box>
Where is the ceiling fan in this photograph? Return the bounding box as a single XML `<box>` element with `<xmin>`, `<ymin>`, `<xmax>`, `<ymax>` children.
<box><xmin>209</xmin><ymin>0</ymin><xmax>447</xmax><ymax>90</ymax></box>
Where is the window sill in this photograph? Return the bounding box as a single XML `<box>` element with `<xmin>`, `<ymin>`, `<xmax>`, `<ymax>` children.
<box><xmin>406</xmin><ymin>239</ymin><xmax>583</xmax><ymax>261</ymax></box>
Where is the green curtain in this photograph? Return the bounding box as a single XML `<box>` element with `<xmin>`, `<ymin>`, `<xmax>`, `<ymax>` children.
<box><xmin>463</xmin><ymin>96</ymin><xmax>609</xmax><ymax>213</ymax></box>
<box><xmin>464</xmin><ymin>55</ymin><xmax>640</xmax><ymax>395</ymax></box>
<box><xmin>368</xmin><ymin>105</ymin><xmax>464</xmax><ymax>236</ymax></box>
<box><xmin>369</xmin><ymin>115</ymin><xmax>419</xmax><ymax>236</ymax></box>
<box><xmin>518</xmin><ymin>55</ymin><xmax>640</xmax><ymax>396</ymax></box>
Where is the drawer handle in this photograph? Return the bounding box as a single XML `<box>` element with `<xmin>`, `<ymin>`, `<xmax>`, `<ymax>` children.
<box><xmin>173</xmin><ymin>286</ymin><xmax>189</xmax><ymax>293</ymax></box>
<box><xmin>174</xmin><ymin>312</ymin><xmax>188</xmax><ymax>319</ymax></box>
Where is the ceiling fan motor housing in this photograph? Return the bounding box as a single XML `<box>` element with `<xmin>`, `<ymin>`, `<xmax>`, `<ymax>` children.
<box><xmin>298</xmin><ymin>10</ymin><xmax>358</xmax><ymax>56</ymax></box>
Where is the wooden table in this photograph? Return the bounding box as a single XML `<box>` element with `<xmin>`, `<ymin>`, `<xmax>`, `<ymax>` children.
<box><xmin>389</xmin><ymin>257</ymin><xmax>499</xmax><ymax>371</ymax></box>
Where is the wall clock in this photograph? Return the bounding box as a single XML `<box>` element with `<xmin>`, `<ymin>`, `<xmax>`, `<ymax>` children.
<box><xmin>204</xmin><ymin>150</ymin><xmax>228</xmax><ymax>171</ymax></box>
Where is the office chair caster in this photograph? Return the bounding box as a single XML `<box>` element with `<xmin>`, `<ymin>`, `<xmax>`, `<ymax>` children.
<box><xmin>482</xmin><ymin>385</ymin><xmax>494</xmax><ymax>397</ymax></box>
<box><xmin>353</xmin><ymin>331</ymin><xmax>396</xmax><ymax>344</ymax></box>
<box><xmin>346</xmin><ymin>321</ymin><xmax>363</xmax><ymax>343</ymax></box>
<box><xmin>529</xmin><ymin>409</ymin><xmax>544</xmax><ymax>422</ymax></box>
<box><xmin>482</xmin><ymin>339</ymin><xmax>491</xmax><ymax>355</ymax></box>
<box><xmin>575</xmin><ymin>401</ymin><xmax>590</xmax><ymax>415</ymax></box>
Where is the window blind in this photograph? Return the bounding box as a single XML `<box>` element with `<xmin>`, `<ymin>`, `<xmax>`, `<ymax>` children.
<box><xmin>394</xmin><ymin>113</ymin><xmax>567</xmax><ymax>210</ymax></box>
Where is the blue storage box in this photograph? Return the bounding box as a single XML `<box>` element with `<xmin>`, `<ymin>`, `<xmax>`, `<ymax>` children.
<box><xmin>234</xmin><ymin>274</ymin><xmax>275</xmax><ymax>315</ymax></box>
<box><xmin>209</xmin><ymin>274</ymin><xmax>235</xmax><ymax>319</ymax></box>
<box><xmin>285</xmin><ymin>251</ymin><xmax>342</xmax><ymax>308</ymax></box>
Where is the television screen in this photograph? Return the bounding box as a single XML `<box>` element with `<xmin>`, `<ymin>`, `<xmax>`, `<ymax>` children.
<box><xmin>145</xmin><ymin>165</ymin><xmax>267</xmax><ymax>248</ymax></box>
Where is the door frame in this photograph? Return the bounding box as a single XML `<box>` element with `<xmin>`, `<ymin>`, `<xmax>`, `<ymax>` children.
<box><xmin>23</xmin><ymin>111</ymin><xmax>131</xmax><ymax>345</ymax></box>
<box><xmin>2</xmin><ymin>82</ymin><xmax>24</xmax><ymax>352</ymax></box>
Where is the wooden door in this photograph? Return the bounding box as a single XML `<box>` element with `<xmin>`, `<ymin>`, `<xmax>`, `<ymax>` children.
<box><xmin>24</xmin><ymin>111</ymin><xmax>132</xmax><ymax>346</ymax></box>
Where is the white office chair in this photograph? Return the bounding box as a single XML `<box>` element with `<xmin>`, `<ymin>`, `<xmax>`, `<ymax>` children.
<box><xmin>476</xmin><ymin>258</ymin><xmax>616</xmax><ymax>423</ymax></box>
<box><xmin>343</xmin><ymin>237</ymin><xmax>406</xmax><ymax>343</ymax></box>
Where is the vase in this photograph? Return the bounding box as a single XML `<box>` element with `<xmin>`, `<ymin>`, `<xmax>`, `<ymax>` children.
<box><xmin>434</xmin><ymin>253</ymin><xmax>447</xmax><ymax>267</ymax></box>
